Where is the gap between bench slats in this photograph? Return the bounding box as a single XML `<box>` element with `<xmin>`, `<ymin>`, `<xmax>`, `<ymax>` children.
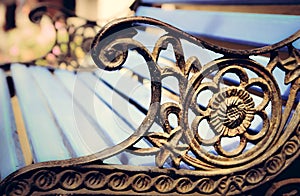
<box><xmin>11</xmin><ymin>64</ymin><xmax>72</xmax><ymax>162</ymax></box>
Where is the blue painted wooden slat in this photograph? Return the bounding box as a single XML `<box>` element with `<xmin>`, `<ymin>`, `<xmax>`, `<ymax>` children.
<box><xmin>136</xmin><ymin>6</ymin><xmax>300</xmax><ymax>48</ymax></box>
<box><xmin>77</xmin><ymin>72</ymin><xmax>141</xmax><ymax>139</ymax></box>
<box><xmin>10</xmin><ymin>64</ymin><xmax>71</xmax><ymax>162</ymax></box>
<box><xmin>0</xmin><ymin>70</ymin><xmax>25</xmax><ymax>180</ymax></box>
<box><xmin>77</xmin><ymin>72</ymin><xmax>158</xmax><ymax>166</ymax></box>
<box><xmin>57</xmin><ymin>68</ymin><xmax>156</xmax><ymax>165</ymax></box>
<box><xmin>94</xmin><ymin>69</ymin><xmax>151</xmax><ymax>119</ymax></box>
<box><xmin>53</xmin><ymin>69</ymin><xmax>126</xmax><ymax>144</ymax></box>
<box><xmin>30</xmin><ymin>67</ymin><xmax>121</xmax><ymax>163</ymax></box>
<box><xmin>141</xmin><ymin>0</ymin><xmax>300</xmax><ymax>5</ymax></box>
<box><xmin>53</xmin><ymin>69</ymin><xmax>122</xmax><ymax>164</ymax></box>
<box><xmin>133</xmin><ymin>30</ymin><xmax>290</xmax><ymax>100</ymax></box>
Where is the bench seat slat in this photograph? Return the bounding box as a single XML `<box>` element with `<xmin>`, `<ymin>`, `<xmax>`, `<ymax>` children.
<box><xmin>136</xmin><ymin>6</ymin><xmax>300</xmax><ymax>48</ymax></box>
<box><xmin>11</xmin><ymin>64</ymin><xmax>71</xmax><ymax>162</ymax></box>
<box><xmin>29</xmin><ymin>67</ymin><xmax>108</xmax><ymax>157</ymax></box>
<box><xmin>53</xmin><ymin>70</ymin><xmax>126</xmax><ymax>145</ymax></box>
<box><xmin>79</xmin><ymin>71</ymin><xmax>161</xmax><ymax>165</ymax></box>
<box><xmin>77</xmin><ymin>72</ymin><xmax>139</xmax><ymax>139</ymax></box>
<box><xmin>94</xmin><ymin>70</ymin><xmax>151</xmax><ymax>124</ymax></box>
<box><xmin>53</xmin><ymin>69</ymin><xmax>122</xmax><ymax>164</ymax></box>
<box><xmin>77</xmin><ymin>72</ymin><xmax>158</xmax><ymax>166</ymax></box>
<box><xmin>0</xmin><ymin>70</ymin><xmax>25</xmax><ymax>180</ymax></box>
<box><xmin>133</xmin><ymin>30</ymin><xmax>290</xmax><ymax>100</ymax></box>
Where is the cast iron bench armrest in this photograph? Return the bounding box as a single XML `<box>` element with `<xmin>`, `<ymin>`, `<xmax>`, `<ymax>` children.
<box><xmin>0</xmin><ymin>16</ymin><xmax>299</xmax><ymax>195</ymax></box>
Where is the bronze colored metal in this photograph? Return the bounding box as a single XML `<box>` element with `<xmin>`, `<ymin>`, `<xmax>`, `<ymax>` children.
<box><xmin>27</xmin><ymin>4</ymin><xmax>101</xmax><ymax>69</ymax></box>
<box><xmin>0</xmin><ymin>16</ymin><xmax>299</xmax><ymax>195</ymax></box>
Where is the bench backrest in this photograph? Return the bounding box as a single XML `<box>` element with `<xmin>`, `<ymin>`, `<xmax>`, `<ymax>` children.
<box><xmin>135</xmin><ymin>0</ymin><xmax>300</xmax><ymax>48</ymax></box>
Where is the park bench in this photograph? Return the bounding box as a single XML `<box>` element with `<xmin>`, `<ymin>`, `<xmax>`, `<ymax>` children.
<box><xmin>0</xmin><ymin>1</ymin><xmax>299</xmax><ymax>195</ymax></box>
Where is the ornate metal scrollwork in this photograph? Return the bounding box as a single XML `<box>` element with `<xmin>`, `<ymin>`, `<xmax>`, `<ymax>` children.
<box><xmin>27</xmin><ymin>4</ymin><xmax>101</xmax><ymax>70</ymax></box>
<box><xmin>0</xmin><ymin>16</ymin><xmax>299</xmax><ymax>195</ymax></box>
<box><xmin>90</xmin><ymin>16</ymin><xmax>300</xmax><ymax>193</ymax></box>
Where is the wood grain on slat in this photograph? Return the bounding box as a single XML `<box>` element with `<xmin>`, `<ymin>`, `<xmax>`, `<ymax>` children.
<box><xmin>11</xmin><ymin>64</ymin><xmax>71</xmax><ymax>162</ymax></box>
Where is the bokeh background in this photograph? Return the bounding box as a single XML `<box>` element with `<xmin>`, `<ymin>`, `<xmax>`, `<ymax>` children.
<box><xmin>0</xmin><ymin>0</ymin><xmax>134</xmax><ymax>64</ymax></box>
